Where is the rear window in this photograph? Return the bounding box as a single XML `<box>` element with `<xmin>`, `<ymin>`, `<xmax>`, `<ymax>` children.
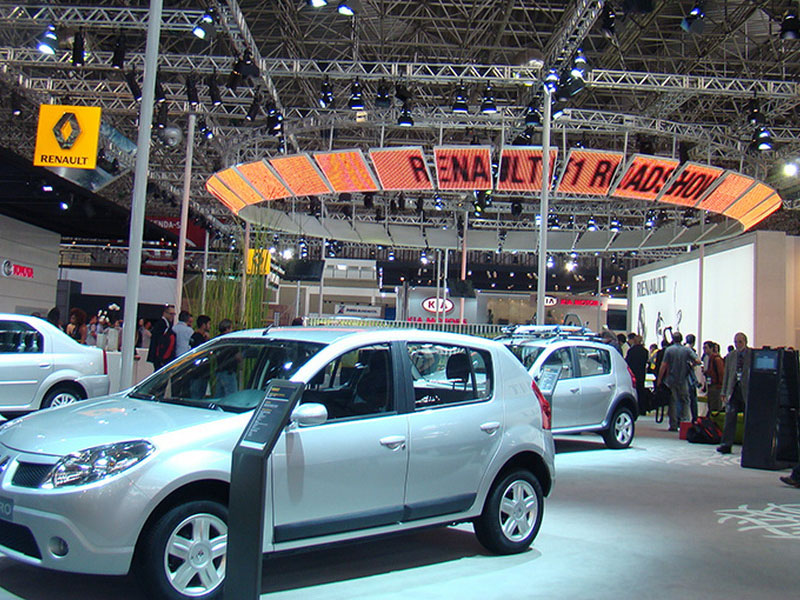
<box><xmin>407</xmin><ymin>342</ymin><xmax>493</xmax><ymax>408</ymax></box>
<box><xmin>506</xmin><ymin>345</ymin><xmax>545</xmax><ymax>369</ymax></box>
<box><xmin>0</xmin><ymin>320</ymin><xmax>43</xmax><ymax>354</ymax></box>
<box><xmin>576</xmin><ymin>346</ymin><xmax>611</xmax><ymax>377</ymax></box>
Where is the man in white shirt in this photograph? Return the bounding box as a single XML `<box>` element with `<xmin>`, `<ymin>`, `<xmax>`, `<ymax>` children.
<box><xmin>173</xmin><ymin>310</ymin><xmax>194</xmax><ymax>357</ymax></box>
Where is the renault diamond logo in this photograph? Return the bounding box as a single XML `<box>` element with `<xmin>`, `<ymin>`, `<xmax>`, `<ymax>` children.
<box><xmin>52</xmin><ymin>112</ymin><xmax>81</xmax><ymax>150</ymax></box>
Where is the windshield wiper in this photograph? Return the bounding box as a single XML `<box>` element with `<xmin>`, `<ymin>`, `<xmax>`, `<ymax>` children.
<box><xmin>129</xmin><ymin>391</ymin><xmax>158</xmax><ymax>401</ymax></box>
<box><xmin>160</xmin><ymin>397</ymin><xmax>220</xmax><ymax>411</ymax></box>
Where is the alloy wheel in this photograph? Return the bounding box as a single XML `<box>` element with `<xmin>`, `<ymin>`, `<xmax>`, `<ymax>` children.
<box><xmin>163</xmin><ymin>512</ymin><xmax>227</xmax><ymax>597</ymax></box>
<box><xmin>497</xmin><ymin>479</ymin><xmax>539</xmax><ymax>542</ymax></box>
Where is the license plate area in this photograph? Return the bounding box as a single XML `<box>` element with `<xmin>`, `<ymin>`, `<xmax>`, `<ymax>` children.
<box><xmin>0</xmin><ymin>496</ymin><xmax>13</xmax><ymax>522</ymax></box>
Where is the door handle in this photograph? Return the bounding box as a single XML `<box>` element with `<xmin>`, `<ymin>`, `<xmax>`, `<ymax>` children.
<box><xmin>570</xmin><ymin>387</ymin><xmax>580</xmax><ymax>393</ymax></box>
<box><xmin>480</xmin><ymin>421</ymin><xmax>501</xmax><ymax>435</ymax></box>
<box><xmin>39</xmin><ymin>363</ymin><xmax>51</xmax><ymax>368</ymax></box>
<box><xmin>379</xmin><ymin>435</ymin><xmax>406</xmax><ymax>451</ymax></box>
<box><xmin>608</xmin><ymin>383</ymin><xmax>616</xmax><ymax>389</ymax></box>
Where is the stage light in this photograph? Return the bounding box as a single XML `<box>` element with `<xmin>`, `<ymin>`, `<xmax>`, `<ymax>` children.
<box><xmin>319</xmin><ymin>78</ymin><xmax>334</xmax><ymax>108</ymax></box>
<box><xmin>546</xmin><ymin>256</ymin><xmax>554</xmax><ymax>269</ymax></box>
<box><xmin>186</xmin><ymin>73</ymin><xmax>199</xmax><ymax>106</ymax></box>
<box><xmin>587</xmin><ymin>216</ymin><xmax>598</xmax><ymax>231</ymax></box>
<box><xmin>511</xmin><ymin>201</ymin><xmax>523</xmax><ymax>216</ymax></box>
<box><xmin>552</xmin><ymin>101</ymin><xmax>566</xmax><ymax>120</ymax></box>
<box><xmin>199</xmin><ymin>118</ymin><xmax>214</xmax><ymax>140</ymax></box>
<box><xmin>525</xmin><ymin>101</ymin><xmax>541</xmax><ymax>127</ymax></box>
<box><xmin>207</xmin><ymin>71</ymin><xmax>222</xmax><ymax>106</ymax></box>
<box><xmin>338</xmin><ymin>1</ymin><xmax>355</xmax><ymax>16</ymax></box>
<box><xmin>156</xmin><ymin>103</ymin><xmax>168</xmax><ymax>129</ymax></box>
<box><xmin>610</xmin><ymin>216</ymin><xmax>620</xmax><ymax>232</ymax></box>
<box><xmin>548</xmin><ymin>214</ymin><xmax>560</xmax><ymax>229</ymax></box>
<box><xmin>375</xmin><ymin>80</ymin><xmax>392</xmax><ymax>108</ymax></box>
<box><xmin>544</xmin><ymin>69</ymin><xmax>559</xmax><ymax>94</ymax></box>
<box><xmin>752</xmin><ymin>126</ymin><xmax>773</xmax><ymax>152</ymax></box>
<box><xmin>783</xmin><ymin>161</ymin><xmax>799</xmax><ymax>177</ymax></box>
<box><xmin>37</xmin><ymin>24</ymin><xmax>58</xmax><ymax>55</ymax></box>
<box><xmin>747</xmin><ymin>98</ymin><xmax>765</xmax><ymax>125</ymax></box>
<box><xmin>434</xmin><ymin>193</ymin><xmax>444</xmax><ymax>210</ymax></box>
<box><xmin>71</xmin><ymin>30</ymin><xmax>85</xmax><ymax>66</ymax></box>
<box><xmin>601</xmin><ymin>2</ymin><xmax>616</xmax><ymax>37</ymax></box>
<box><xmin>348</xmin><ymin>79</ymin><xmax>364</xmax><ymax>110</ymax></box>
<box><xmin>452</xmin><ymin>82</ymin><xmax>469</xmax><ymax>114</ymax></box>
<box><xmin>192</xmin><ymin>9</ymin><xmax>216</xmax><ymax>40</ymax></box>
<box><xmin>110</xmin><ymin>34</ymin><xmax>126</xmax><ymax>69</ymax></box>
<box><xmin>308</xmin><ymin>0</ymin><xmax>328</xmax><ymax>7</ymax></box>
<box><xmin>480</xmin><ymin>84</ymin><xmax>497</xmax><ymax>114</ymax></box>
<box><xmin>681</xmin><ymin>3</ymin><xmax>705</xmax><ymax>34</ymax></box>
<box><xmin>363</xmin><ymin>192</ymin><xmax>374</xmax><ymax>209</ymax></box>
<box><xmin>125</xmin><ymin>69</ymin><xmax>142</xmax><ymax>101</ymax></box>
<box><xmin>266</xmin><ymin>102</ymin><xmax>284</xmax><ymax>136</ymax></box>
<box><xmin>780</xmin><ymin>10</ymin><xmax>799</xmax><ymax>40</ymax></box>
<box><xmin>227</xmin><ymin>57</ymin><xmax>243</xmax><ymax>92</ymax></box>
<box><xmin>398</xmin><ymin>102</ymin><xmax>414</xmax><ymax>126</ymax></box>
<box><xmin>246</xmin><ymin>92</ymin><xmax>260</xmax><ymax>121</ymax></box>
<box><xmin>10</xmin><ymin>91</ymin><xmax>22</xmax><ymax>117</ymax></box>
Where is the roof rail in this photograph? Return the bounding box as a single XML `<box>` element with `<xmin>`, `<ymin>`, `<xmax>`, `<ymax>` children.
<box><xmin>496</xmin><ymin>324</ymin><xmax>600</xmax><ymax>341</ymax></box>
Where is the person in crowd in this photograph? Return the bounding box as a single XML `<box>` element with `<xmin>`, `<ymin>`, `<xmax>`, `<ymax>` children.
<box><xmin>46</xmin><ymin>307</ymin><xmax>62</xmax><ymax>330</ymax></box>
<box><xmin>30</xmin><ymin>311</ymin><xmax>42</xmax><ymax>318</ymax></box>
<box><xmin>147</xmin><ymin>304</ymin><xmax>176</xmax><ymax>371</ymax></box>
<box><xmin>190</xmin><ymin>315</ymin><xmax>211</xmax><ymax>349</ymax></box>
<box><xmin>173</xmin><ymin>310</ymin><xmax>194</xmax><ymax>357</ymax></box>
<box><xmin>66</xmin><ymin>308</ymin><xmax>87</xmax><ymax>344</ymax></box>
<box><xmin>106</xmin><ymin>319</ymin><xmax>122</xmax><ymax>351</ymax></box>
<box><xmin>647</xmin><ymin>343</ymin><xmax>659</xmax><ymax>374</ymax></box>
<box><xmin>136</xmin><ymin>318</ymin><xmax>152</xmax><ymax>349</ymax></box>
<box><xmin>653</xmin><ymin>338</ymin><xmax>669</xmax><ymax>380</ymax></box>
<box><xmin>656</xmin><ymin>331</ymin><xmax>694</xmax><ymax>431</ymax></box>
<box><xmin>704</xmin><ymin>341</ymin><xmax>725</xmax><ymax>413</ymax></box>
<box><xmin>85</xmin><ymin>314</ymin><xmax>98</xmax><ymax>347</ymax></box>
<box><xmin>684</xmin><ymin>333</ymin><xmax>701</xmax><ymax>422</ymax></box>
<box><xmin>625</xmin><ymin>334</ymin><xmax>649</xmax><ymax>415</ymax></box>
<box><xmin>218</xmin><ymin>318</ymin><xmax>233</xmax><ymax>337</ymax></box>
<box><xmin>291</xmin><ymin>316</ymin><xmax>304</xmax><ymax>326</ymax></box>
<box><xmin>780</xmin><ymin>462</ymin><xmax>800</xmax><ymax>488</ymax></box>
<box><xmin>725</xmin><ymin>344</ymin><xmax>735</xmax><ymax>359</ymax></box>
<box><xmin>717</xmin><ymin>332</ymin><xmax>752</xmax><ymax>454</ymax></box>
<box><xmin>618</xmin><ymin>333</ymin><xmax>630</xmax><ymax>356</ymax></box>
<box><xmin>601</xmin><ymin>330</ymin><xmax>623</xmax><ymax>355</ymax></box>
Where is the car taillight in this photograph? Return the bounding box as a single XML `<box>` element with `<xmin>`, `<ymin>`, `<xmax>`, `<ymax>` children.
<box><xmin>532</xmin><ymin>379</ymin><xmax>551</xmax><ymax>430</ymax></box>
<box><xmin>102</xmin><ymin>349</ymin><xmax>108</xmax><ymax>375</ymax></box>
<box><xmin>627</xmin><ymin>365</ymin><xmax>636</xmax><ymax>388</ymax></box>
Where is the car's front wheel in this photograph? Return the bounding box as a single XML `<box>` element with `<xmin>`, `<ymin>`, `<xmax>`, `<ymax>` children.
<box><xmin>41</xmin><ymin>384</ymin><xmax>83</xmax><ymax>409</ymax></box>
<box><xmin>474</xmin><ymin>469</ymin><xmax>543</xmax><ymax>555</ymax></box>
<box><xmin>136</xmin><ymin>500</ymin><xmax>228</xmax><ymax>600</ymax></box>
<box><xmin>603</xmin><ymin>405</ymin><xmax>635</xmax><ymax>449</ymax></box>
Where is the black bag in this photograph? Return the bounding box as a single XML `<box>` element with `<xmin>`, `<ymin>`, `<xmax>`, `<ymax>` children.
<box><xmin>653</xmin><ymin>384</ymin><xmax>671</xmax><ymax>423</ymax></box>
<box><xmin>686</xmin><ymin>416</ymin><xmax>722</xmax><ymax>445</ymax></box>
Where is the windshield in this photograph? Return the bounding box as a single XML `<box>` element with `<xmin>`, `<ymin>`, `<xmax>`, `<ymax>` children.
<box><xmin>507</xmin><ymin>345</ymin><xmax>545</xmax><ymax>370</ymax></box>
<box><xmin>131</xmin><ymin>338</ymin><xmax>325</xmax><ymax>412</ymax></box>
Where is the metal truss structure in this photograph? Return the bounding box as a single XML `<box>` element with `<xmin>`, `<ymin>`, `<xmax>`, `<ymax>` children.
<box><xmin>1</xmin><ymin>0</ymin><xmax>800</xmax><ymax>248</ymax></box>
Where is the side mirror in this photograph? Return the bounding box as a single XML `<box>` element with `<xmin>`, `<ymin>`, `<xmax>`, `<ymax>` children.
<box><xmin>290</xmin><ymin>403</ymin><xmax>327</xmax><ymax>427</ymax></box>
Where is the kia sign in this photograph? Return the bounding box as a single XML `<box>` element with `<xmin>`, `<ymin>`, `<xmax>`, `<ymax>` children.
<box><xmin>422</xmin><ymin>297</ymin><xmax>454</xmax><ymax>314</ymax></box>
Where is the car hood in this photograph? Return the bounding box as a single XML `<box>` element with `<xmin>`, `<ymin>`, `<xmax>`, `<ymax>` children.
<box><xmin>0</xmin><ymin>396</ymin><xmax>248</xmax><ymax>457</ymax></box>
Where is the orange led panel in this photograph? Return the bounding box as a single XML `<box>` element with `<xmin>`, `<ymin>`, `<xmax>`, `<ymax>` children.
<box><xmin>369</xmin><ymin>147</ymin><xmax>433</xmax><ymax>190</ymax></box>
<box><xmin>434</xmin><ymin>146</ymin><xmax>493</xmax><ymax>190</ymax></box>
<box><xmin>611</xmin><ymin>155</ymin><xmax>680</xmax><ymax>201</ymax></box>
<box><xmin>739</xmin><ymin>194</ymin><xmax>782</xmax><ymax>230</ymax></box>
<box><xmin>697</xmin><ymin>172</ymin><xmax>755</xmax><ymax>213</ymax></box>
<box><xmin>313</xmin><ymin>150</ymin><xmax>380</xmax><ymax>193</ymax></box>
<box><xmin>496</xmin><ymin>148</ymin><xmax>558</xmax><ymax>191</ymax></box>
<box><xmin>723</xmin><ymin>182</ymin><xmax>776</xmax><ymax>221</ymax></box>
<box><xmin>216</xmin><ymin>167</ymin><xmax>265</xmax><ymax>207</ymax></box>
<box><xmin>657</xmin><ymin>162</ymin><xmax>725</xmax><ymax>207</ymax></box>
<box><xmin>206</xmin><ymin>174</ymin><xmax>246</xmax><ymax>214</ymax></box>
<box><xmin>268</xmin><ymin>154</ymin><xmax>332</xmax><ymax>196</ymax></box>
<box><xmin>236</xmin><ymin>160</ymin><xmax>290</xmax><ymax>201</ymax></box>
<box><xmin>556</xmin><ymin>149</ymin><xmax>623</xmax><ymax>195</ymax></box>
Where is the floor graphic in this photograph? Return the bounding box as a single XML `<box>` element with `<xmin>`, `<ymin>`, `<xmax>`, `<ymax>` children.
<box><xmin>716</xmin><ymin>503</ymin><xmax>800</xmax><ymax>540</ymax></box>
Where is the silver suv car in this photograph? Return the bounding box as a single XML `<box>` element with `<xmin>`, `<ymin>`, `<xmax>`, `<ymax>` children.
<box><xmin>498</xmin><ymin>326</ymin><xmax>638</xmax><ymax>449</ymax></box>
<box><xmin>0</xmin><ymin>327</ymin><xmax>554</xmax><ymax>600</ymax></box>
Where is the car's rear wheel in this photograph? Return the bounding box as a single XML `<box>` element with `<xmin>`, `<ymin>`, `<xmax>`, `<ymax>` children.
<box><xmin>474</xmin><ymin>469</ymin><xmax>543</xmax><ymax>555</ymax></box>
<box><xmin>136</xmin><ymin>500</ymin><xmax>228</xmax><ymax>600</ymax></box>
<box><xmin>41</xmin><ymin>384</ymin><xmax>83</xmax><ymax>409</ymax></box>
<box><xmin>603</xmin><ymin>405</ymin><xmax>635</xmax><ymax>449</ymax></box>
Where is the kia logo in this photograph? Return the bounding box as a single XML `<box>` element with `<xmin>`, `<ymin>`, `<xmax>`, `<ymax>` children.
<box><xmin>422</xmin><ymin>297</ymin><xmax>454</xmax><ymax>313</ymax></box>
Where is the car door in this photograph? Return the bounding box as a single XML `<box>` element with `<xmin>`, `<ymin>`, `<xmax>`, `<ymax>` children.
<box><xmin>271</xmin><ymin>342</ymin><xmax>409</xmax><ymax>543</ymax></box>
<box><xmin>575</xmin><ymin>345</ymin><xmax>615</xmax><ymax>426</ymax></box>
<box><xmin>537</xmin><ymin>346</ymin><xmax>581</xmax><ymax>429</ymax></box>
<box><xmin>0</xmin><ymin>319</ymin><xmax>49</xmax><ymax>408</ymax></box>
<box><xmin>402</xmin><ymin>342</ymin><xmax>501</xmax><ymax>520</ymax></box>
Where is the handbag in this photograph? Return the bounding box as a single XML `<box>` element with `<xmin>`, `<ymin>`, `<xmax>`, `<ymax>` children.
<box><xmin>653</xmin><ymin>383</ymin><xmax>671</xmax><ymax>424</ymax></box>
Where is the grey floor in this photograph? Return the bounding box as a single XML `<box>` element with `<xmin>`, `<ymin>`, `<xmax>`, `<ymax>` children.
<box><xmin>1</xmin><ymin>418</ymin><xmax>798</xmax><ymax>600</ymax></box>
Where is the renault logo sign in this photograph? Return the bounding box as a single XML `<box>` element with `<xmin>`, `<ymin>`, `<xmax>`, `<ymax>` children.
<box><xmin>34</xmin><ymin>104</ymin><xmax>101</xmax><ymax>170</ymax></box>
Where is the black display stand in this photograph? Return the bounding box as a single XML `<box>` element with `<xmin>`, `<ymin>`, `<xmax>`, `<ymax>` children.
<box><xmin>223</xmin><ymin>380</ymin><xmax>305</xmax><ymax>600</ymax></box>
<box><xmin>741</xmin><ymin>348</ymin><xmax>800</xmax><ymax>470</ymax></box>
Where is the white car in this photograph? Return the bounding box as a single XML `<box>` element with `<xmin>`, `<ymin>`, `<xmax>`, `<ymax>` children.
<box><xmin>0</xmin><ymin>313</ymin><xmax>109</xmax><ymax>414</ymax></box>
<box><xmin>498</xmin><ymin>326</ymin><xmax>638</xmax><ymax>449</ymax></box>
<box><xmin>0</xmin><ymin>327</ymin><xmax>553</xmax><ymax>600</ymax></box>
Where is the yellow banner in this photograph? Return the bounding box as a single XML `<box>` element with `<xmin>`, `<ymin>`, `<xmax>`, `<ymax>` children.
<box><xmin>33</xmin><ymin>104</ymin><xmax>102</xmax><ymax>170</ymax></box>
<box><xmin>246</xmin><ymin>248</ymin><xmax>272</xmax><ymax>275</ymax></box>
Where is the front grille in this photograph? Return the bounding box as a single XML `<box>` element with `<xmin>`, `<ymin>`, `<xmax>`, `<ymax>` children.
<box><xmin>11</xmin><ymin>462</ymin><xmax>53</xmax><ymax>488</ymax></box>
<box><xmin>0</xmin><ymin>519</ymin><xmax>41</xmax><ymax>559</ymax></box>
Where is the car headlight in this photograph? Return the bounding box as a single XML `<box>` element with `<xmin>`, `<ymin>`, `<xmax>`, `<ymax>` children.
<box><xmin>42</xmin><ymin>440</ymin><xmax>155</xmax><ymax>489</ymax></box>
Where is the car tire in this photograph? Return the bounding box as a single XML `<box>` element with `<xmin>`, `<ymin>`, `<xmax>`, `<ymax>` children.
<box><xmin>135</xmin><ymin>500</ymin><xmax>228</xmax><ymax>600</ymax></box>
<box><xmin>41</xmin><ymin>384</ymin><xmax>84</xmax><ymax>409</ymax></box>
<box><xmin>474</xmin><ymin>469</ymin><xmax>543</xmax><ymax>555</ymax></box>
<box><xmin>603</xmin><ymin>405</ymin><xmax>635</xmax><ymax>449</ymax></box>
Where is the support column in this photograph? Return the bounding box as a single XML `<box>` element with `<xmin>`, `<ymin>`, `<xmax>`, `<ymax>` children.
<box><xmin>459</xmin><ymin>211</ymin><xmax>469</xmax><ymax>329</ymax></box>
<box><xmin>201</xmin><ymin>229</ymin><xmax>209</xmax><ymax>312</ymax></box>
<box><xmin>175</xmin><ymin>113</ymin><xmax>196</xmax><ymax>315</ymax></box>
<box><xmin>240</xmin><ymin>222</ymin><xmax>250</xmax><ymax>324</ymax></box>
<box><xmin>536</xmin><ymin>88</ymin><xmax>552</xmax><ymax>326</ymax></box>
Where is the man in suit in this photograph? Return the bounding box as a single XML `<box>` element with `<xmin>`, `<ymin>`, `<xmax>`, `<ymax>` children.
<box><xmin>147</xmin><ymin>304</ymin><xmax>176</xmax><ymax>371</ymax></box>
<box><xmin>717</xmin><ymin>331</ymin><xmax>752</xmax><ymax>454</ymax></box>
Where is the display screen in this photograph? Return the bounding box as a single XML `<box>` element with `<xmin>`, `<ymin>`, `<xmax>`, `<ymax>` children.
<box><xmin>659</xmin><ymin>163</ymin><xmax>724</xmax><ymax>207</ymax></box>
<box><xmin>237</xmin><ymin>160</ymin><xmax>290</xmax><ymax>201</ymax></box>
<box><xmin>206</xmin><ymin>174</ymin><xmax>246</xmax><ymax>213</ymax></box>
<box><xmin>314</xmin><ymin>150</ymin><xmax>380</xmax><ymax>193</ymax></box>
<box><xmin>723</xmin><ymin>182</ymin><xmax>776</xmax><ymax>220</ymax></box>
<box><xmin>696</xmin><ymin>172</ymin><xmax>754</xmax><ymax>213</ymax></box>
<box><xmin>497</xmin><ymin>147</ymin><xmax>558</xmax><ymax>192</ymax></box>
<box><xmin>612</xmin><ymin>155</ymin><xmax>680</xmax><ymax>201</ymax></box>
<box><xmin>369</xmin><ymin>147</ymin><xmax>433</xmax><ymax>190</ymax></box>
<box><xmin>240</xmin><ymin>381</ymin><xmax>304</xmax><ymax>449</ymax></box>
<box><xmin>268</xmin><ymin>154</ymin><xmax>332</xmax><ymax>196</ymax></box>
<box><xmin>753</xmin><ymin>351</ymin><xmax>779</xmax><ymax>372</ymax></box>
<box><xmin>217</xmin><ymin>167</ymin><xmax>264</xmax><ymax>206</ymax></box>
<box><xmin>434</xmin><ymin>146</ymin><xmax>493</xmax><ymax>190</ymax></box>
<box><xmin>556</xmin><ymin>149</ymin><xmax>622</xmax><ymax>196</ymax></box>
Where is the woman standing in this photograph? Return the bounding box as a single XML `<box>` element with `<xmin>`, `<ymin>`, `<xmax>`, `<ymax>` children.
<box><xmin>66</xmin><ymin>308</ymin><xmax>87</xmax><ymax>344</ymax></box>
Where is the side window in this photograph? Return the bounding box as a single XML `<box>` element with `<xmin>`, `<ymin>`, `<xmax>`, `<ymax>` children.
<box><xmin>576</xmin><ymin>346</ymin><xmax>611</xmax><ymax>377</ymax></box>
<box><xmin>407</xmin><ymin>342</ymin><xmax>493</xmax><ymax>409</ymax></box>
<box><xmin>302</xmin><ymin>343</ymin><xmax>393</xmax><ymax>420</ymax></box>
<box><xmin>0</xmin><ymin>320</ymin><xmax>43</xmax><ymax>354</ymax></box>
<box><xmin>542</xmin><ymin>348</ymin><xmax>574</xmax><ymax>379</ymax></box>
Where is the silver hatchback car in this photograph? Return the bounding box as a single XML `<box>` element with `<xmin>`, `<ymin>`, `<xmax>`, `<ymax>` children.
<box><xmin>0</xmin><ymin>327</ymin><xmax>554</xmax><ymax>600</ymax></box>
<box><xmin>499</xmin><ymin>327</ymin><xmax>638</xmax><ymax>449</ymax></box>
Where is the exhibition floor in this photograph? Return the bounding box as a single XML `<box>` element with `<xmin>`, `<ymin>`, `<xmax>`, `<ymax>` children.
<box><xmin>0</xmin><ymin>418</ymin><xmax>797</xmax><ymax>600</ymax></box>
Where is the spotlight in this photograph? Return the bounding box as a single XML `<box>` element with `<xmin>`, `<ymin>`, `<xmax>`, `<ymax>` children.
<box><xmin>10</xmin><ymin>91</ymin><xmax>22</xmax><ymax>117</ymax></box>
<box><xmin>434</xmin><ymin>194</ymin><xmax>444</xmax><ymax>210</ymax></box>
<box><xmin>780</xmin><ymin>10</ymin><xmax>799</xmax><ymax>40</ymax></box>
<box><xmin>37</xmin><ymin>24</ymin><xmax>58</xmax><ymax>55</ymax></box>
<box><xmin>415</xmin><ymin>196</ymin><xmax>424</xmax><ymax>213</ymax></box>
<box><xmin>480</xmin><ymin>84</ymin><xmax>497</xmax><ymax>114</ymax></box>
<box><xmin>681</xmin><ymin>3</ymin><xmax>705</xmax><ymax>34</ymax></box>
<box><xmin>546</xmin><ymin>255</ymin><xmax>554</xmax><ymax>269</ymax></box>
<box><xmin>601</xmin><ymin>2</ymin><xmax>616</xmax><ymax>37</ymax></box>
<box><xmin>319</xmin><ymin>78</ymin><xmax>334</xmax><ymax>108</ymax></box>
<box><xmin>71</xmin><ymin>30</ymin><xmax>85</xmax><ymax>66</ymax></box>
<box><xmin>390</xmin><ymin>198</ymin><xmax>398</xmax><ymax>214</ymax></box>
<box><xmin>452</xmin><ymin>82</ymin><xmax>469</xmax><ymax>114</ymax></box>
<box><xmin>512</xmin><ymin>126</ymin><xmax>534</xmax><ymax>146</ymax></box>
<box><xmin>227</xmin><ymin>56</ymin><xmax>243</xmax><ymax>92</ymax></box>
<box><xmin>610</xmin><ymin>217</ymin><xmax>620</xmax><ymax>232</ymax></box>
<box><xmin>348</xmin><ymin>79</ymin><xmax>364</xmax><ymax>110</ymax></box>
<box><xmin>388</xmin><ymin>249</ymin><xmax>395</xmax><ymax>261</ymax></box>
<box><xmin>338</xmin><ymin>1</ymin><xmax>355</xmax><ymax>16</ymax></box>
<box><xmin>186</xmin><ymin>73</ymin><xmax>199</xmax><ymax>106</ymax></box>
<box><xmin>156</xmin><ymin>103</ymin><xmax>168</xmax><ymax>128</ymax></box>
<box><xmin>154</xmin><ymin>74</ymin><xmax>166</xmax><ymax>103</ymax></box>
<box><xmin>207</xmin><ymin>71</ymin><xmax>222</xmax><ymax>106</ymax></box>
<box><xmin>752</xmin><ymin>126</ymin><xmax>773</xmax><ymax>152</ymax></box>
<box><xmin>192</xmin><ymin>9</ymin><xmax>216</xmax><ymax>40</ymax></box>
<box><xmin>420</xmin><ymin>250</ymin><xmax>429</xmax><ymax>265</ymax></box>
<box><xmin>198</xmin><ymin>118</ymin><xmax>214</xmax><ymax>140</ymax></box>
<box><xmin>246</xmin><ymin>92</ymin><xmax>260</xmax><ymax>121</ymax></box>
<box><xmin>784</xmin><ymin>161</ymin><xmax>799</xmax><ymax>177</ymax></box>
<box><xmin>747</xmin><ymin>98</ymin><xmax>765</xmax><ymax>125</ymax></box>
<box><xmin>587</xmin><ymin>216</ymin><xmax>598</xmax><ymax>231</ymax></box>
<box><xmin>363</xmin><ymin>192</ymin><xmax>374</xmax><ymax>209</ymax></box>
<box><xmin>375</xmin><ymin>80</ymin><xmax>392</xmax><ymax>108</ymax></box>
<box><xmin>548</xmin><ymin>214</ymin><xmax>560</xmax><ymax>229</ymax></box>
<box><xmin>265</xmin><ymin>102</ymin><xmax>284</xmax><ymax>136</ymax></box>
<box><xmin>397</xmin><ymin>193</ymin><xmax>406</xmax><ymax>211</ymax></box>
<box><xmin>551</xmin><ymin>101</ymin><xmax>566</xmax><ymax>120</ymax></box>
<box><xmin>645</xmin><ymin>209</ymin><xmax>656</xmax><ymax>228</ymax></box>
<box><xmin>308</xmin><ymin>0</ymin><xmax>328</xmax><ymax>6</ymax></box>
<box><xmin>125</xmin><ymin>69</ymin><xmax>142</xmax><ymax>101</ymax></box>
<box><xmin>398</xmin><ymin>102</ymin><xmax>413</xmax><ymax>126</ymax></box>
<box><xmin>681</xmin><ymin>209</ymin><xmax>694</xmax><ymax>227</ymax></box>
<box><xmin>525</xmin><ymin>101</ymin><xmax>541</xmax><ymax>127</ymax></box>
<box><xmin>59</xmin><ymin>199</ymin><xmax>71</xmax><ymax>211</ymax></box>
<box><xmin>543</xmin><ymin>69</ymin><xmax>559</xmax><ymax>94</ymax></box>
<box><xmin>110</xmin><ymin>34</ymin><xmax>126</xmax><ymax>69</ymax></box>
<box><xmin>511</xmin><ymin>201</ymin><xmax>523</xmax><ymax>216</ymax></box>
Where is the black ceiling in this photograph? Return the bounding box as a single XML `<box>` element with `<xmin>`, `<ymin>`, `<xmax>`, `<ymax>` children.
<box><xmin>0</xmin><ymin>147</ymin><xmax>176</xmax><ymax>243</ymax></box>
